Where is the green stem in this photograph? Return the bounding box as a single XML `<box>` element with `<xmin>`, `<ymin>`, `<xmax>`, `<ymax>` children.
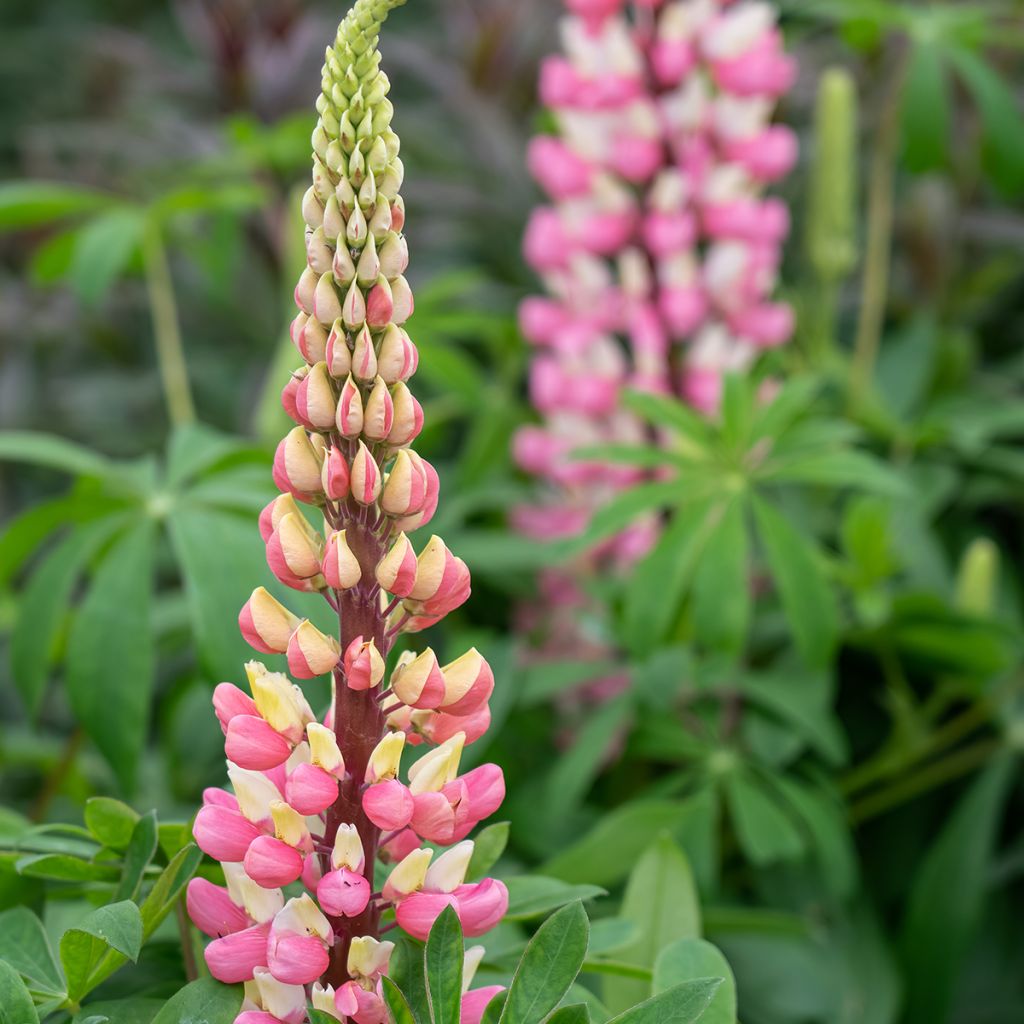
<box><xmin>176</xmin><ymin>899</ymin><xmax>200</xmax><ymax>982</ymax></box>
<box><xmin>848</xmin><ymin>49</ymin><xmax>909</xmax><ymax>411</ymax></box>
<box><xmin>849</xmin><ymin>738</ymin><xmax>1001</xmax><ymax>823</ymax></box>
<box><xmin>143</xmin><ymin>226</ymin><xmax>197</xmax><ymax>427</ymax></box>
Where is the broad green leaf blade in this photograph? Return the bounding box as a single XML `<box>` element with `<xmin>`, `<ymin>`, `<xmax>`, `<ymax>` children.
<box><xmin>504</xmin><ymin>877</ymin><xmax>605</xmax><ymax>921</ymax></box>
<box><xmin>900</xmin><ymin>755</ymin><xmax>1014</xmax><ymax>1024</ymax></box>
<box><xmin>622</xmin><ymin>498</ymin><xmax>717</xmax><ymax>654</ymax></box>
<box><xmin>606</xmin><ymin>979</ymin><xmax>721</xmax><ymax>1024</ymax></box>
<box><xmin>60</xmin><ymin>901</ymin><xmax>143</xmax><ymax>1002</ymax></box>
<box><xmin>0</xmin><ymin>907</ymin><xmax>64</xmax><ymax>994</ymax></box>
<box><xmin>10</xmin><ymin>519</ymin><xmax>123</xmax><ymax>716</ymax></box>
<box><xmin>381</xmin><ymin>977</ymin><xmax>418</xmax><ymax>1024</ymax></box>
<box><xmin>466</xmin><ymin>822</ymin><xmax>510</xmax><ymax>882</ymax></box>
<box><xmin>692</xmin><ymin>498</ymin><xmax>749</xmax><ymax>656</ymax></box>
<box><xmin>752</xmin><ymin>495</ymin><xmax>838</xmax><ymax>668</ymax></box>
<box><xmin>547</xmin><ymin>1006</ymin><xmax>591</xmax><ymax>1024</ymax></box>
<box><xmin>389</xmin><ymin>934</ymin><xmax>430</xmax><ymax>1024</ymax></box>
<box><xmin>0</xmin><ymin>960</ymin><xmax>38</xmax><ymax>1024</ymax></box>
<box><xmin>949</xmin><ymin>46</ymin><xmax>1024</xmax><ymax>196</ymax></box>
<box><xmin>761</xmin><ymin>450</ymin><xmax>908</xmax><ymax>496</ymax></box>
<box><xmin>69</xmin><ymin>207</ymin><xmax>146</xmax><ymax>305</ymax></box>
<box><xmin>16</xmin><ymin>854</ymin><xmax>118</xmax><ymax>882</ymax></box>
<box><xmin>621</xmin><ymin>390</ymin><xmax>713</xmax><ymax>450</ymax></box>
<box><xmin>901</xmin><ymin>41</ymin><xmax>950</xmax><ymax>172</ymax></box>
<box><xmin>563</xmin><ymin>482</ymin><xmax>682</xmax><ymax>554</ymax></box>
<box><xmin>66</xmin><ymin>520</ymin><xmax>156</xmax><ymax>792</ymax></box>
<box><xmin>654</xmin><ymin>939</ymin><xmax>735</xmax><ymax>1024</ymax></box>
<box><xmin>0</xmin><ymin>182</ymin><xmax>112</xmax><ymax>229</ymax></box>
<box><xmin>72</xmin><ymin>999</ymin><xmax>164</xmax><ymax>1024</ymax></box>
<box><xmin>84</xmin><ymin>797</ymin><xmax>140</xmax><ymax>851</ymax></box>
<box><xmin>0</xmin><ymin>432</ymin><xmax>120</xmax><ymax>479</ymax></box>
<box><xmin>167</xmin><ymin>506</ymin><xmax>268</xmax><ymax>683</ymax></box>
<box><xmin>480</xmin><ymin>990</ymin><xmax>508</xmax><ymax>1024</ymax></box>
<box><xmin>541</xmin><ymin>798</ymin><xmax>708</xmax><ymax>890</ymax></box>
<box><xmin>425</xmin><ymin>905</ymin><xmax>464</xmax><ymax>1024</ymax></box>
<box><xmin>604</xmin><ymin>836</ymin><xmax>701</xmax><ymax>1014</ymax></box>
<box><xmin>724</xmin><ymin>771</ymin><xmax>805</xmax><ymax>866</ymax></box>
<box><xmin>499</xmin><ymin>901</ymin><xmax>590</xmax><ymax>1024</ymax></box>
<box><xmin>115</xmin><ymin>811</ymin><xmax>159</xmax><ymax>902</ymax></box>
<box><xmin>542</xmin><ymin>695</ymin><xmax>632</xmax><ymax>821</ymax></box>
<box><xmin>149</xmin><ymin>977</ymin><xmax>243</xmax><ymax>1024</ymax></box>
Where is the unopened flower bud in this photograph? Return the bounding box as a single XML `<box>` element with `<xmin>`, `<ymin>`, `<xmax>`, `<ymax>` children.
<box><xmin>302</xmin><ymin>188</ymin><xmax>325</xmax><ymax>230</ymax></box>
<box><xmin>424</xmin><ymin>840</ymin><xmax>474</xmax><ymax>893</ymax></box>
<box><xmin>347</xmin><ymin>205</ymin><xmax>368</xmax><ymax>248</ymax></box>
<box><xmin>239</xmin><ymin>587</ymin><xmax>302</xmax><ymax>655</ymax></box>
<box><xmin>306</xmin><ymin>226</ymin><xmax>333</xmax><ymax>276</ymax></box>
<box><xmin>366</xmin><ymin>275</ymin><xmax>394</xmax><ymax>328</ymax></box>
<box><xmin>273</xmin><ymin>426</ymin><xmax>325</xmax><ymax>499</ymax></box>
<box><xmin>376</xmin><ymin>533</ymin><xmax>418</xmax><ymax>597</ymax></box>
<box><xmin>323</xmin><ymin>194</ymin><xmax>346</xmax><ymax>240</ymax></box>
<box><xmin>356</xmin><ymin>232</ymin><xmax>380</xmax><ymax>287</ymax></box>
<box><xmin>335</xmin><ymin>375</ymin><xmax>364</xmax><ymax>437</ymax></box>
<box><xmin>390</xmin><ymin>274</ymin><xmax>413</xmax><ymax>324</ymax></box>
<box><xmin>390</xmin><ymin>195</ymin><xmax>406</xmax><ymax>233</ymax></box>
<box><xmin>333</xmin><ymin>242</ymin><xmax>356</xmax><ymax>286</ymax></box>
<box><xmin>323</xmin><ymin>530</ymin><xmax>362</xmax><ymax>590</ymax></box>
<box><xmin>307</xmin><ymin>722</ymin><xmax>346</xmax><ymax>777</ymax></box>
<box><xmin>314</xmin><ymin>273</ymin><xmax>343</xmax><ymax>325</ymax></box>
<box><xmin>267</xmin><ymin>511</ymin><xmax>325</xmax><ymax>581</ymax></box>
<box><xmin>295</xmin><ymin>361</ymin><xmax>337</xmax><ymax>431</ymax></box>
<box><xmin>343</xmin><ymin>635</ymin><xmax>385</xmax><ymax>690</ymax></box>
<box><xmin>351</xmin><ymin>324</ymin><xmax>378</xmax><ymax>381</ymax></box>
<box><xmin>286</xmin><ymin>620</ymin><xmax>341</xmax><ymax>678</ymax></box>
<box><xmin>295</xmin><ymin>266</ymin><xmax>318</xmax><ymax>315</ymax></box>
<box><xmin>342</xmin><ymin>279</ymin><xmax>367</xmax><ymax>330</ymax></box>
<box><xmin>381</xmin><ymin>449</ymin><xmax>428</xmax><ymax>517</ymax></box>
<box><xmin>391</xmin><ymin>648</ymin><xmax>445</xmax><ymax>709</ymax></box>
<box><xmin>378</xmin><ymin>232</ymin><xmax>408</xmax><ymax>279</ymax></box>
<box><xmin>363</xmin><ymin>377</ymin><xmax>395</xmax><ymax>440</ymax></box>
<box><xmin>258</xmin><ymin>493</ymin><xmax>303</xmax><ymax>543</ymax></box>
<box><xmin>325</xmin><ymin>320</ymin><xmax>352</xmax><ymax>377</ymax></box>
<box><xmin>386</xmin><ymin>382</ymin><xmax>424</xmax><ymax>447</ymax></box>
<box><xmin>376</xmin><ymin>325</ymin><xmax>418</xmax><ymax>383</ymax></box>
<box><xmin>321</xmin><ymin>445</ymin><xmax>351</xmax><ymax>500</ymax></box>
<box><xmin>439</xmin><ymin>648</ymin><xmax>494</xmax><ymax>716</ymax></box>
<box><xmin>407</xmin><ymin>733</ymin><xmax>465</xmax><ymax>795</ymax></box>
<box><xmin>332</xmin><ymin>823</ymin><xmax>365</xmax><ymax>872</ymax></box>
<box><xmin>350</xmin><ymin>441</ymin><xmax>382</xmax><ymax>505</ymax></box>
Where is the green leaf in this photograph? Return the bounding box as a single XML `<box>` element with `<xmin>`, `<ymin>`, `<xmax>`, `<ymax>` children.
<box><xmin>389</xmin><ymin>934</ymin><xmax>430</xmax><ymax>1024</ymax></box>
<box><xmin>0</xmin><ymin>960</ymin><xmax>38</xmax><ymax>1024</ymax></box>
<box><xmin>901</xmin><ymin>42</ymin><xmax>950</xmax><ymax>172</ymax></box>
<box><xmin>73</xmin><ymin>999</ymin><xmax>164</xmax><ymax>1024</ymax></box>
<box><xmin>0</xmin><ymin>182</ymin><xmax>112</xmax><ymax>229</ymax></box>
<box><xmin>518</xmin><ymin>660</ymin><xmax>620</xmax><ymax>707</ymax></box>
<box><xmin>115</xmin><ymin>811</ymin><xmax>159</xmax><ymax>902</ymax></box>
<box><xmin>69</xmin><ymin>207</ymin><xmax>146</xmax><ymax>305</ymax></box>
<box><xmin>311</xmin><ymin>1013</ymin><xmax>343</xmax><ymax>1024</ymax></box>
<box><xmin>425</xmin><ymin>905</ymin><xmax>463</xmax><ymax>1024</ymax></box>
<box><xmin>480</xmin><ymin>991</ymin><xmax>508</xmax><ymax>1024</ymax></box>
<box><xmin>724</xmin><ymin>771</ymin><xmax>805</xmax><ymax>866</ymax></box>
<box><xmin>466</xmin><ymin>822</ymin><xmax>509</xmax><ymax>882</ymax></box>
<box><xmin>504</xmin><ymin>877</ymin><xmax>606</xmax><ymax>920</ymax></box>
<box><xmin>543</xmin><ymin>695</ymin><xmax>632</xmax><ymax>820</ymax></box>
<box><xmin>15</xmin><ymin>854</ymin><xmax>118</xmax><ymax>882</ymax></box>
<box><xmin>11</xmin><ymin>518</ymin><xmax>126</xmax><ymax>716</ymax></box>
<box><xmin>692</xmin><ymin>498</ymin><xmax>749</xmax><ymax>655</ymax></box>
<box><xmin>622</xmin><ymin>390</ymin><xmax>713</xmax><ymax>450</ymax></box>
<box><xmin>654</xmin><ymin>939</ymin><xmax>735</xmax><ymax>1024</ymax></box>
<box><xmin>542</xmin><ymin>800</ymin><xmax>695</xmax><ymax>889</ymax></box>
<box><xmin>167</xmin><ymin>506</ymin><xmax>268</xmax><ymax>683</ymax></box>
<box><xmin>84</xmin><ymin>797</ymin><xmax>141</xmax><ymax>851</ymax></box>
<box><xmin>547</xmin><ymin>1006</ymin><xmax>591</xmax><ymax>1024</ymax></box>
<box><xmin>606</xmin><ymin>979</ymin><xmax>721</xmax><ymax>1024</ymax></box>
<box><xmin>149</xmin><ymin>978</ymin><xmax>243</xmax><ymax>1024</ymax></box>
<box><xmin>761</xmin><ymin>450</ymin><xmax>908</xmax><ymax>496</ymax></box>
<box><xmin>752</xmin><ymin>495</ymin><xmax>838</xmax><ymax>668</ymax></box>
<box><xmin>604</xmin><ymin>836</ymin><xmax>701</xmax><ymax>1014</ymax></box>
<box><xmin>60</xmin><ymin>901</ymin><xmax>143</xmax><ymax>1002</ymax></box>
<box><xmin>949</xmin><ymin>46</ymin><xmax>1024</xmax><ymax>196</ymax></box>
<box><xmin>0</xmin><ymin>906</ymin><xmax>64</xmax><ymax>994</ymax></box>
<box><xmin>66</xmin><ymin>520</ymin><xmax>156</xmax><ymax>791</ymax></box>
<box><xmin>381</xmin><ymin>977</ymin><xmax>418</xmax><ymax>1024</ymax></box>
<box><xmin>622</xmin><ymin>498</ymin><xmax>718</xmax><ymax>654</ymax></box>
<box><xmin>900</xmin><ymin>755</ymin><xmax>1014</xmax><ymax>1024</ymax></box>
<box><xmin>499</xmin><ymin>901</ymin><xmax>590</xmax><ymax>1024</ymax></box>
<box><xmin>0</xmin><ymin>432</ymin><xmax>120</xmax><ymax>479</ymax></box>
<box><xmin>564</xmin><ymin>483</ymin><xmax>682</xmax><ymax>554</ymax></box>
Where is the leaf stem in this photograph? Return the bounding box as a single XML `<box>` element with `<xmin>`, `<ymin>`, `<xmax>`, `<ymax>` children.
<box><xmin>849</xmin><ymin>47</ymin><xmax>910</xmax><ymax>411</ymax></box>
<box><xmin>142</xmin><ymin>224</ymin><xmax>197</xmax><ymax>427</ymax></box>
<box><xmin>176</xmin><ymin>898</ymin><xmax>200</xmax><ymax>982</ymax></box>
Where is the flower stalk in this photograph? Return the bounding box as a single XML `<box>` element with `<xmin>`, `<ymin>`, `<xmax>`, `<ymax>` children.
<box><xmin>188</xmin><ymin>4</ymin><xmax>508</xmax><ymax>1020</ymax></box>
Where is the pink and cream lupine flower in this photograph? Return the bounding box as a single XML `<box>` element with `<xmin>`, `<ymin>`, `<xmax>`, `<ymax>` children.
<box><xmin>189</xmin><ymin>1</ymin><xmax>507</xmax><ymax>1014</ymax></box>
<box><xmin>517</xmin><ymin>0</ymin><xmax>797</xmax><ymax>547</ymax></box>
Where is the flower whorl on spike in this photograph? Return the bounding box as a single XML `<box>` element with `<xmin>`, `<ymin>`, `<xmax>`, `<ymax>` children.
<box><xmin>193</xmin><ymin>3</ymin><xmax>507</xmax><ymax>1018</ymax></box>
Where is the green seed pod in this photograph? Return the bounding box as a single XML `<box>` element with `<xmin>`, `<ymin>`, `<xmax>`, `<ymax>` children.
<box><xmin>806</xmin><ymin>67</ymin><xmax>859</xmax><ymax>283</ymax></box>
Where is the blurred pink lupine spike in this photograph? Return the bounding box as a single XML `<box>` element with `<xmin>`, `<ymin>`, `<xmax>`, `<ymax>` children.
<box><xmin>187</xmin><ymin>0</ymin><xmax>507</xmax><ymax>1005</ymax></box>
<box><xmin>516</xmin><ymin>0</ymin><xmax>797</xmax><ymax>557</ymax></box>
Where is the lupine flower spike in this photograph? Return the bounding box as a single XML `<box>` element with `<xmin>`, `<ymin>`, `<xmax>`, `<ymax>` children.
<box><xmin>191</xmin><ymin>3</ymin><xmax>508</xmax><ymax>1018</ymax></box>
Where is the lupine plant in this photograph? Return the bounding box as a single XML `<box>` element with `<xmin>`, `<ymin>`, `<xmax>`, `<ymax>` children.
<box><xmin>185</xmin><ymin>2</ymin><xmax>512</xmax><ymax>1019</ymax></box>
